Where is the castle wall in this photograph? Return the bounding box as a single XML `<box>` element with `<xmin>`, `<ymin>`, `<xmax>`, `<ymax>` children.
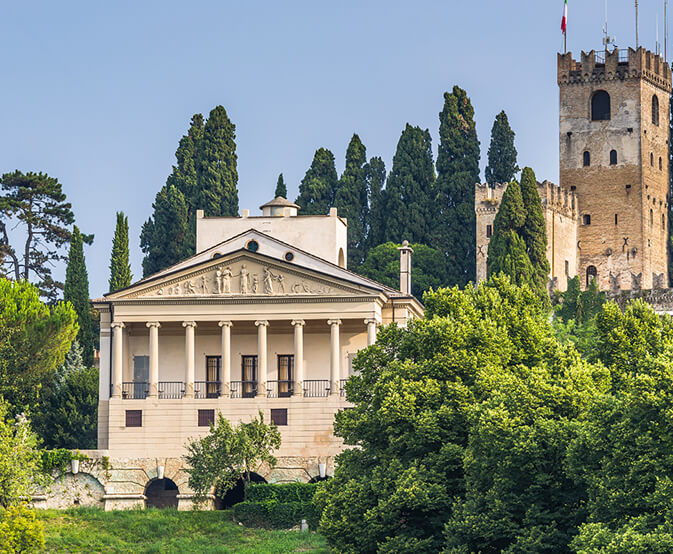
<box><xmin>475</xmin><ymin>183</ymin><xmax>506</xmax><ymax>284</ymax></box>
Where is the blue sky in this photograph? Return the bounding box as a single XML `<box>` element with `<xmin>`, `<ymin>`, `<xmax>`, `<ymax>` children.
<box><xmin>0</xmin><ymin>1</ymin><xmax>667</xmax><ymax>296</ymax></box>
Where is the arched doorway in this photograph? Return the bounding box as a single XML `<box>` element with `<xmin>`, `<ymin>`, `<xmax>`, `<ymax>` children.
<box><xmin>145</xmin><ymin>478</ymin><xmax>179</xmax><ymax>509</ymax></box>
<box><xmin>586</xmin><ymin>265</ymin><xmax>597</xmax><ymax>288</ymax></box>
<box><xmin>215</xmin><ymin>472</ymin><xmax>267</xmax><ymax>509</ymax></box>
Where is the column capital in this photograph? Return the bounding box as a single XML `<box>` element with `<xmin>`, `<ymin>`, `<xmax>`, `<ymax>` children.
<box><xmin>364</xmin><ymin>318</ymin><xmax>378</xmax><ymax>325</ymax></box>
<box><xmin>146</xmin><ymin>321</ymin><xmax>161</xmax><ymax>329</ymax></box>
<box><xmin>255</xmin><ymin>320</ymin><xmax>270</xmax><ymax>327</ymax></box>
<box><xmin>291</xmin><ymin>319</ymin><xmax>306</xmax><ymax>327</ymax></box>
<box><xmin>111</xmin><ymin>321</ymin><xmax>125</xmax><ymax>329</ymax></box>
<box><xmin>182</xmin><ymin>321</ymin><xmax>197</xmax><ymax>328</ymax></box>
<box><xmin>327</xmin><ymin>319</ymin><xmax>342</xmax><ymax>326</ymax></box>
<box><xmin>218</xmin><ymin>320</ymin><xmax>233</xmax><ymax>328</ymax></box>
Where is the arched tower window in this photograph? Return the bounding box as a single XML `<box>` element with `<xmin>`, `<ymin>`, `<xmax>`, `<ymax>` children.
<box><xmin>583</xmin><ymin>151</ymin><xmax>591</xmax><ymax>166</ymax></box>
<box><xmin>659</xmin><ymin>157</ymin><xmax>663</xmax><ymax>170</ymax></box>
<box><xmin>591</xmin><ymin>91</ymin><xmax>611</xmax><ymax>121</ymax></box>
<box><xmin>651</xmin><ymin>152</ymin><xmax>655</xmax><ymax>166</ymax></box>
<box><xmin>653</xmin><ymin>94</ymin><xmax>660</xmax><ymax>125</ymax></box>
<box><xmin>586</xmin><ymin>265</ymin><xmax>597</xmax><ymax>287</ymax></box>
<box><xmin>610</xmin><ymin>150</ymin><xmax>617</xmax><ymax>165</ymax></box>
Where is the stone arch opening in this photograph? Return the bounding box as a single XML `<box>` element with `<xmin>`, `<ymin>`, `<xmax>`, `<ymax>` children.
<box><xmin>610</xmin><ymin>150</ymin><xmax>617</xmax><ymax>165</ymax></box>
<box><xmin>586</xmin><ymin>265</ymin><xmax>597</xmax><ymax>288</ymax></box>
<box><xmin>583</xmin><ymin>151</ymin><xmax>591</xmax><ymax>166</ymax></box>
<box><xmin>308</xmin><ymin>475</ymin><xmax>331</xmax><ymax>484</ymax></box>
<box><xmin>214</xmin><ymin>472</ymin><xmax>267</xmax><ymax>509</ymax></box>
<box><xmin>591</xmin><ymin>90</ymin><xmax>611</xmax><ymax>121</ymax></box>
<box><xmin>653</xmin><ymin>94</ymin><xmax>660</xmax><ymax>125</ymax></box>
<box><xmin>145</xmin><ymin>478</ymin><xmax>179</xmax><ymax>509</ymax></box>
<box><xmin>338</xmin><ymin>248</ymin><xmax>345</xmax><ymax>268</ymax></box>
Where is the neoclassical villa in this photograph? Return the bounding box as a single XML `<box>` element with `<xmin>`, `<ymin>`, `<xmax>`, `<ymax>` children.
<box><xmin>35</xmin><ymin>198</ymin><xmax>421</xmax><ymax>510</ymax></box>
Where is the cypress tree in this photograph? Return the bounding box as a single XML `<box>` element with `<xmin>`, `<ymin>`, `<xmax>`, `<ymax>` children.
<box><xmin>275</xmin><ymin>174</ymin><xmax>287</xmax><ymax>198</ymax></box>
<box><xmin>295</xmin><ymin>148</ymin><xmax>339</xmax><ymax>215</ymax></box>
<box><xmin>64</xmin><ymin>226</ymin><xmax>94</xmax><ymax>367</ymax></box>
<box><xmin>436</xmin><ymin>86</ymin><xmax>480</xmax><ymax>287</ymax></box>
<box><xmin>335</xmin><ymin>134</ymin><xmax>369</xmax><ymax>267</ymax></box>
<box><xmin>519</xmin><ymin>167</ymin><xmax>549</xmax><ymax>294</ymax></box>
<box><xmin>486</xmin><ymin>181</ymin><xmax>535</xmax><ymax>289</ymax></box>
<box><xmin>365</xmin><ymin>156</ymin><xmax>387</xmax><ymax>251</ymax></box>
<box><xmin>140</xmin><ymin>185</ymin><xmax>189</xmax><ymax>276</ymax></box>
<box><xmin>383</xmin><ymin>125</ymin><xmax>436</xmax><ymax>244</ymax></box>
<box><xmin>484</xmin><ymin>110</ymin><xmax>519</xmax><ymax>184</ymax></box>
<box><xmin>196</xmin><ymin>105</ymin><xmax>239</xmax><ymax>217</ymax></box>
<box><xmin>166</xmin><ymin>114</ymin><xmax>204</xmax><ymax>252</ymax></box>
<box><xmin>108</xmin><ymin>212</ymin><xmax>132</xmax><ymax>292</ymax></box>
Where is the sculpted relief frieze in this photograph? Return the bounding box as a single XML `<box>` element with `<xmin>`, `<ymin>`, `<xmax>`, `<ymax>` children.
<box><xmin>132</xmin><ymin>262</ymin><xmax>336</xmax><ymax>299</ymax></box>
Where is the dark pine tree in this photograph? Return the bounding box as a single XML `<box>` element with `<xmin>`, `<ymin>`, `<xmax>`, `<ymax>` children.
<box><xmin>435</xmin><ymin>86</ymin><xmax>480</xmax><ymax>287</ymax></box>
<box><xmin>140</xmin><ymin>185</ymin><xmax>189</xmax><ymax>276</ymax></box>
<box><xmin>335</xmin><ymin>134</ymin><xmax>369</xmax><ymax>267</ymax></box>
<box><xmin>519</xmin><ymin>167</ymin><xmax>549</xmax><ymax>297</ymax></box>
<box><xmin>64</xmin><ymin>226</ymin><xmax>95</xmax><ymax>367</ymax></box>
<box><xmin>487</xmin><ymin>181</ymin><xmax>535</xmax><ymax>291</ymax></box>
<box><xmin>166</xmin><ymin>113</ymin><xmax>204</xmax><ymax>253</ymax></box>
<box><xmin>196</xmin><ymin>105</ymin><xmax>239</xmax><ymax>217</ymax></box>
<box><xmin>295</xmin><ymin>148</ymin><xmax>339</xmax><ymax>215</ymax></box>
<box><xmin>484</xmin><ymin>110</ymin><xmax>519</xmax><ymax>184</ymax></box>
<box><xmin>365</xmin><ymin>156</ymin><xmax>387</xmax><ymax>251</ymax></box>
<box><xmin>275</xmin><ymin>174</ymin><xmax>287</xmax><ymax>198</ymax></box>
<box><xmin>383</xmin><ymin>125</ymin><xmax>436</xmax><ymax>244</ymax></box>
<box><xmin>108</xmin><ymin>212</ymin><xmax>132</xmax><ymax>292</ymax></box>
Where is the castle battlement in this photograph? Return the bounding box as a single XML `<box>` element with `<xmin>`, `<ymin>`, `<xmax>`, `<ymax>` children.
<box><xmin>475</xmin><ymin>182</ymin><xmax>506</xmax><ymax>214</ymax></box>
<box><xmin>558</xmin><ymin>47</ymin><xmax>672</xmax><ymax>91</ymax></box>
<box><xmin>537</xmin><ymin>180</ymin><xmax>578</xmax><ymax>219</ymax></box>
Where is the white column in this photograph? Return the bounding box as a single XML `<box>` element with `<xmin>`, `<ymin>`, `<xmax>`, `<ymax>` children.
<box><xmin>292</xmin><ymin>320</ymin><xmax>305</xmax><ymax>396</ymax></box>
<box><xmin>328</xmin><ymin>319</ymin><xmax>341</xmax><ymax>395</ymax></box>
<box><xmin>365</xmin><ymin>318</ymin><xmax>378</xmax><ymax>346</ymax></box>
<box><xmin>183</xmin><ymin>321</ymin><xmax>197</xmax><ymax>398</ymax></box>
<box><xmin>255</xmin><ymin>321</ymin><xmax>269</xmax><ymax>397</ymax></box>
<box><xmin>219</xmin><ymin>321</ymin><xmax>232</xmax><ymax>396</ymax></box>
<box><xmin>146</xmin><ymin>322</ymin><xmax>161</xmax><ymax>397</ymax></box>
<box><xmin>111</xmin><ymin>322</ymin><xmax>125</xmax><ymax>398</ymax></box>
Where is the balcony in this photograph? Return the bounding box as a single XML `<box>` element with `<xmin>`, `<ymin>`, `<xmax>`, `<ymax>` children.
<box><xmin>194</xmin><ymin>381</ymin><xmax>221</xmax><ymax>399</ymax></box>
<box><xmin>229</xmin><ymin>380</ymin><xmax>258</xmax><ymax>399</ymax></box>
<box><xmin>303</xmin><ymin>379</ymin><xmax>330</xmax><ymax>398</ymax></box>
<box><xmin>158</xmin><ymin>381</ymin><xmax>184</xmax><ymax>399</ymax></box>
<box><xmin>122</xmin><ymin>381</ymin><xmax>148</xmax><ymax>399</ymax></box>
<box><xmin>266</xmin><ymin>380</ymin><xmax>294</xmax><ymax>398</ymax></box>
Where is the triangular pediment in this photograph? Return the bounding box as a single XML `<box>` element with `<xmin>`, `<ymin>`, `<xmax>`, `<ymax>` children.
<box><xmin>108</xmin><ymin>251</ymin><xmax>383</xmax><ymax>301</ymax></box>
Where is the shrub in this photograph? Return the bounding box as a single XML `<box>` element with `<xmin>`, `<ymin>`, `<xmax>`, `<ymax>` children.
<box><xmin>0</xmin><ymin>504</ymin><xmax>45</xmax><ymax>553</ymax></box>
<box><xmin>234</xmin><ymin>500</ymin><xmax>318</xmax><ymax>530</ymax></box>
<box><xmin>245</xmin><ymin>483</ymin><xmax>317</xmax><ymax>504</ymax></box>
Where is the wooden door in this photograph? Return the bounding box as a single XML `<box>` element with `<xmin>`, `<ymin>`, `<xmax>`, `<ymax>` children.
<box><xmin>241</xmin><ymin>356</ymin><xmax>257</xmax><ymax>398</ymax></box>
<box><xmin>206</xmin><ymin>356</ymin><xmax>220</xmax><ymax>398</ymax></box>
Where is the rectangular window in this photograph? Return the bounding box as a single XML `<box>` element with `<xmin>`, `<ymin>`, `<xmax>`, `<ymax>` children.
<box><xmin>565</xmin><ymin>260</ymin><xmax>569</xmax><ymax>276</ymax></box>
<box><xmin>241</xmin><ymin>355</ymin><xmax>258</xmax><ymax>398</ymax></box>
<box><xmin>271</xmin><ymin>408</ymin><xmax>288</xmax><ymax>426</ymax></box>
<box><xmin>486</xmin><ymin>224</ymin><xmax>492</xmax><ymax>238</ymax></box>
<box><xmin>614</xmin><ymin>214</ymin><xmax>618</xmax><ymax>225</ymax></box>
<box><xmin>582</xmin><ymin>214</ymin><xmax>591</xmax><ymax>225</ymax></box>
<box><xmin>277</xmin><ymin>355</ymin><xmax>294</xmax><ymax>398</ymax></box>
<box><xmin>125</xmin><ymin>410</ymin><xmax>142</xmax><ymax>428</ymax></box>
<box><xmin>205</xmin><ymin>356</ymin><xmax>220</xmax><ymax>398</ymax></box>
<box><xmin>198</xmin><ymin>409</ymin><xmax>215</xmax><ymax>427</ymax></box>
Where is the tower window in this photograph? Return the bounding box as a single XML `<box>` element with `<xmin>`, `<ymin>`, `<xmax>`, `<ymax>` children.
<box><xmin>614</xmin><ymin>214</ymin><xmax>618</xmax><ymax>225</ymax></box>
<box><xmin>565</xmin><ymin>260</ymin><xmax>569</xmax><ymax>276</ymax></box>
<box><xmin>650</xmin><ymin>209</ymin><xmax>654</xmax><ymax>226</ymax></box>
<box><xmin>486</xmin><ymin>224</ymin><xmax>492</xmax><ymax>238</ymax></box>
<box><xmin>663</xmin><ymin>213</ymin><xmax>666</xmax><ymax>229</ymax></box>
<box><xmin>582</xmin><ymin>214</ymin><xmax>591</xmax><ymax>225</ymax></box>
<box><xmin>610</xmin><ymin>150</ymin><xmax>617</xmax><ymax>165</ymax></box>
<box><xmin>659</xmin><ymin>157</ymin><xmax>663</xmax><ymax>170</ymax></box>
<box><xmin>583</xmin><ymin>151</ymin><xmax>591</xmax><ymax>166</ymax></box>
<box><xmin>591</xmin><ymin>90</ymin><xmax>611</xmax><ymax>121</ymax></box>
<box><xmin>586</xmin><ymin>266</ymin><xmax>597</xmax><ymax>287</ymax></box>
<box><xmin>651</xmin><ymin>152</ymin><xmax>654</xmax><ymax>166</ymax></box>
<box><xmin>653</xmin><ymin>94</ymin><xmax>660</xmax><ymax>125</ymax></box>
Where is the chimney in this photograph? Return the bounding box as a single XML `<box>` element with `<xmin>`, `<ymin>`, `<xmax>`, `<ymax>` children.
<box><xmin>398</xmin><ymin>240</ymin><xmax>413</xmax><ymax>294</ymax></box>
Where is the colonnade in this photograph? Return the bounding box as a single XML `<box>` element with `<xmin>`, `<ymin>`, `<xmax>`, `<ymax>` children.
<box><xmin>109</xmin><ymin>318</ymin><xmax>379</xmax><ymax>399</ymax></box>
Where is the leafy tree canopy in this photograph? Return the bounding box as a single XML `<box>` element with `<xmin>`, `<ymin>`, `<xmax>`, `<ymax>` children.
<box><xmin>295</xmin><ymin>148</ymin><xmax>339</xmax><ymax>215</ymax></box>
<box><xmin>357</xmin><ymin>242</ymin><xmax>446</xmax><ymax>299</ymax></box>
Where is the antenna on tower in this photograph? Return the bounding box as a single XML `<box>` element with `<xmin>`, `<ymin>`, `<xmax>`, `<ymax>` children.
<box><xmin>603</xmin><ymin>0</ymin><xmax>616</xmax><ymax>49</ymax></box>
<box><xmin>665</xmin><ymin>0</ymin><xmax>668</xmax><ymax>61</ymax></box>
<box><xmin>657</xmin><ymin>13</ymin><xmax>661</xmax><ymax>55</ymax></box>
<box><xmin>636</xmin><ymin>0</ymin><xmax>640</xmax><ymax>48</ymax></box>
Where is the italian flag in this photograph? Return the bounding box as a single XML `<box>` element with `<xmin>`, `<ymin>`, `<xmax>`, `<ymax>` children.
<box><xmin>561</xmin><ymin>0</ymin><xmax>568</xmax><ymax>34</ymax></box>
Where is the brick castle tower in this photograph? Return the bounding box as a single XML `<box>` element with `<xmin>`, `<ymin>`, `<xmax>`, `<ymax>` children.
<box><xmin>558</xmin><ymin>47</ymin><xmax>671</xmax><ymax>290</ymax></box>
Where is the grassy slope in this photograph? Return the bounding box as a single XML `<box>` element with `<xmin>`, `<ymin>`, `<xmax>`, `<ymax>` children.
<box><xmin>38</xmin><ymin>508</ymin><xmax>328</xmax><ymax>553</ymax></box>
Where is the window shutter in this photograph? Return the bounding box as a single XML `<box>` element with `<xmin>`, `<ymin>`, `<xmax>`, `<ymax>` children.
<box><xmin>198</xmin><ymin>409</ymin><xmax>215</xmax><ymax>427</ymax></box>
<box><xmin>126</xmin><ymin>410</ymin><xmax>142</xmax><ymax>427</ymax></box>
<box><xmin>271</xmin><ymin>408</ymin><xmax>288</xmax><ymax>426</ymax></box>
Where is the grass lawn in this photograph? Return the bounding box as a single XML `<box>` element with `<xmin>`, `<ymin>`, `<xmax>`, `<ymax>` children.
<box><xmin>38</xmin><ymin>508</ymin><xmax>328</xmax><ymax>553</ymax></box>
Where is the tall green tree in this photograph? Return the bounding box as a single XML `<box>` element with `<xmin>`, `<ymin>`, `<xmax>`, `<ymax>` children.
<box><xmin>295</xmin><ymin>148</ymin><xmax>339</xmax><ymax>215</ymax></box>
<box><xmin>166</xmin><ymin>113</ymin><xmax>204</xmax><ymax>252</ymax></box>
<box><xmin>484</xmin><ymin>110</ymin><xmax>519</xmax><ymax>184</ymax></box>
<box><xmin>0</xmin><ymin>171</ymin><xmax>90</xmax><ymax>301</ymax></box>
<box><xmin>435</xmin><ymin>86</ymin><xmax>480</xmax><ymax>287</ymax></box>
<box><xmin>486</xmin><ymin>181</ymin><xmax>537</xmax><ymax>292</ymax></box>
<box><xmin>335</xmin><ymin>134</ymin><xmax>369</xmax><ymax>267</ymax></box>
<box><xmin>0</xmin><ymin>279</ymin><xmax>77</xmax><ymax>411</ymax></box>
<box><xmin>64</xmin><ymin>226</ymin><xmax>94</xmax><ymax>367</ymax></box>
<box><xmin>275</xmin><ymin>174</ymin><xmax>287</xmax><ymax>198</ymax></box>
<box><xmin>365</xmin><ymin>156</ymin><xmax>387</xmax><ymax>251</ymax></box>
<box><xmin>140</xmin><ymin>185</ymin><xmax>189</xmax><ymax>277</ymax></box>
<box><xmin>108</xmin><ymin>212</ymin><xmax>132</xmax><ymax>292</ymax></box>
<box><xmin>383</xmin><ymin>125</ymin><xmax>435</xmax><ymax>244</ymax></box>
<box><xmin>196</xmin><ymin>105</ymin><xmax>239</xmax><ymax>218</ymax></box>
<box><xmin>519</xmin><ymin>166</ymin><xmax>550</xmax><ymax>294</ymax></box>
